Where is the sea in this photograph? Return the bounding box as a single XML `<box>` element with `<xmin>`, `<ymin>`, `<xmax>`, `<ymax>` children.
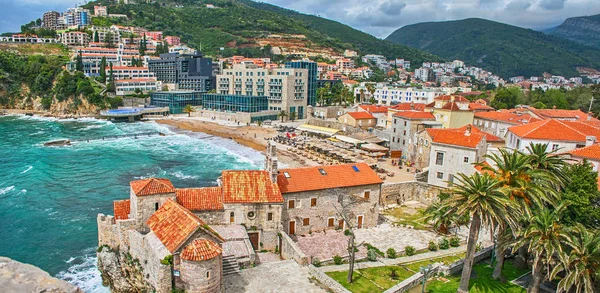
<box><xmin>0</xmin><ymin>114</ymin><xmax>264</xmax><ymax>292</ymax></box>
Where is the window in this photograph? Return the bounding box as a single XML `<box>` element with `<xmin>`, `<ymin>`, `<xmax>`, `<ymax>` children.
<box><xmin>435</xmin><ymin>152</ymin><xmax>444</xmax><ymax>165</ymax></box>
<box><xmin>206</xmin><ymin>271</ymin><xmax>210</xmax><ymax>279</ymax></box>
<box><xmin>463</xmin><ymin>156</ymin><xmax>469</xmax><ymax>163</ymax></box>
<box><xmin>364</xmin><ymin>190</ymin><xmax>370</xmax><ymax>199</ymax></box>
<box><xmin>436</xmin><ymin>172</ymin><xmax>444</xmax><ymax>179</ymax></box>
<box><xmin>404</xmin><ymin>121</ymin><xmax>407</xmax><ymax>126</ymax></box>
<box><xmin>403</xmin><ymin>130</ymin><xmax>406</xmax><ymax>135</ymax></box>
<box><xmin>283</xmin><ymin>172</ymin><xmax>291</xmax><ymax>178</ymax></box>
<box><xmin>448</xmin><ymin>174</ymin><xmax>454</xmax><ymax>186</ymax></box>
<box><xmin>328</xmin><ymin>217</ymin><xmax>335</xmax><ymax>227</ymax></box>
<box><xmin>318</xmin><ymin>168</ymin><xmax>327</xmax><ymax>175</ymax></box>
<box><xmin>154</xmin><ymin>202</ymin><xmax>159</xmax><ymax>211</ymax></box>
<box><xmin>310</xmin><ymin>198</ymin><xmax>317</xmax><ymax>207</ymax></box>
<box><xmin>552</xmin><ymin>144</ymin><xmax>559</xmax><ymax>151</ymax></box>
<box><xmin>303</xmin><ymin>218</ymin><xmax>310</xmax><ymax>226</ymax></box>
<box><xmin>288</xmin><ymin>199</ymin><xmax>295</xmax><ymax>209</ymax></box>
<box><xmin>267</xmin><ymin>212</ymin><xmax>273</xmax><ymax>221</ymax></box>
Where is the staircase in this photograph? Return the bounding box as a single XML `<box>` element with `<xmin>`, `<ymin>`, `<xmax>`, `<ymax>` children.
<box><xmin>222</xmin><ymin>255</ymin><xmax>240</xmax><ymax>275</ymax></box>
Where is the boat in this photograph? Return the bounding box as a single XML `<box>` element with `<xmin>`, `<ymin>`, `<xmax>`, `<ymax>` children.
<box><xmin>44</xmin><ymin>139</ymin><xmax>71</xmax><ymax>147</ymax></box>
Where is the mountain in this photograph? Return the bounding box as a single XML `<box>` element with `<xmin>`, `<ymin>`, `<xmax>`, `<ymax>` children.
<box><xmin>385</xmin><ymin>18</ymin><xmax>600</xmax><ymax>78</ymax></box>
<box><xmin>84</xmin><ymin>0</ymin><xmax>441</xmax><ymax>64</ymax></box>
<box><xmin>549</xmin><ymin>14</ymin><xmax>600</xmax><ymax>49</ymax></box>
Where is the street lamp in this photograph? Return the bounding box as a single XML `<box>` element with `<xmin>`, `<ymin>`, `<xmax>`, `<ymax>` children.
<box><xmin>420</xmin><ymin>264</ymin><xmax>432</xmax><ymax>293</ymax></box>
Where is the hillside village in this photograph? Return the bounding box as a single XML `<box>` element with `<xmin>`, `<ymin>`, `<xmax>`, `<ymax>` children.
<box><xmin>1</xmin><ymin>1</ymin><xmax>600</xmax><ymax>293</ymax></box>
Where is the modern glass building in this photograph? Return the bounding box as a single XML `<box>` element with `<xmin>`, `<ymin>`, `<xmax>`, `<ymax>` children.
<box><xmin>285</xmin><ymin>61</ymin><xmax>317</xmax><ymax>106</ymax></box>
<box><xmin>148</xmin><ymin>53</ymin><xmax>215</xmax><ymax>92</ymax></box>
<box><xmin>150</xmin><ymin>91</ymin><xmax>202</xmax><ymax>114</ymax></box>
<box><xmin>202</xmin><ymin>94</ymin><xmax>269</xmax><ymax>113</ymax></box>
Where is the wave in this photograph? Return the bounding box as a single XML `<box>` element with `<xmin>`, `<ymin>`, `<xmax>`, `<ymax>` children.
<box><xmin>170</xmin><ymin>170</ymin><xmax>199</xmax><ymax>180</ymax></box>
<box><xmin>20</xmin><ymin>166</ymin><xmax>33</xmax><ymax>174</ymax></box>
<box><xmin>0</xmin><ymin>186</ymin><xmax>15</xmax><ymax>195</ymax></box>
<box><xmin>56</xmin><ymin>252</ymin><xmax>108</xmax><ymax>293</ymax></box>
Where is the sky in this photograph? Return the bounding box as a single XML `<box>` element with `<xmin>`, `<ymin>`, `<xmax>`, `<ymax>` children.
<box><xmin>1</xmin><ymin>0</ymin><xmax>600</xmax><ymax>38</ymax></box>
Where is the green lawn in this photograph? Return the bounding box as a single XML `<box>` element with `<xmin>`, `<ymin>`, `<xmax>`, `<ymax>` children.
<box><xmin>425</xmin><ymin>259</ymin><xmax>529</xmax><ymax>293</ymax></box>
<box><xmin>383</xmin><ymin>207</ymin><xmax>430</xmax><ymax>230</ymax></box>
<box><xmin>326</xmin><ymin>253</ymin><xmax>466</xmax><ymax>293</ymax></box>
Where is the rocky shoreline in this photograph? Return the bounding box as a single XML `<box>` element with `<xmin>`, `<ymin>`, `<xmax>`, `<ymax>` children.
<box><xmin>0</xmin><ymin>256</ymin><xmax>82</xmax><ymax>293</ymax></box>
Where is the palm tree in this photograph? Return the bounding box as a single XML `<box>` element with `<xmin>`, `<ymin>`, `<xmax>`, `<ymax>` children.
<box><xmin>183</xmin><ymin>105</ymin><xmax>195</xmax><ymax>117</ymax></box>
<box><xmin>424</xmin><ymin>200</ymin><xmax>469</xmax><ymax>235</ymax></box>
<box><xmin>526</xmin><ymin>142</ymin><xmax>568</xmax><ymax>188</ymax></box>
<box><xmin>365</xmin><ymin>83</ymin><xmax>375</xmax><ymax>102</ymax></box>
<box><xmin>518</xmin><ymin>206</ymin><xmax>568</xmax><ymax>293</ymax></box>
<box><xmin>278</xmin><ymin>110</ymin><xmax>288</xmax><ymax>123</ymax></box>
<box><xmin>551</xmin><ymin>225</ymin><xmax>600</xmax><ymax>293</ymax></box>
<box><xmin>446</xmin><ymin>173</ymin><xmax>513</xmax><ymax>293</ymax></box>
<box><xmin>289</xmin><ymin>111</ymin><xmax>297</xmax><ymax>122</ymax></box>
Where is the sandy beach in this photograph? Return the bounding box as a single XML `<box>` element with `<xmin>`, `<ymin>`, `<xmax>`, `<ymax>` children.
<box><xmin>156</xmin><ymin>117</ymin><xmax>310</xmax><ymax>168</ymax></box>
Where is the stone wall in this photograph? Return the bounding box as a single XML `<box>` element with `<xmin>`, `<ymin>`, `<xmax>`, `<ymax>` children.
<box><xmin>131</xmin><ymin>191</ymin><xmax>177</xmax><ymax>231</ymax></box>
<box><xmin>307</xmin><ymin>264</ymin><xmax>351</xmax><ymax>293</ymax></box>
<box><xmin>440</xmin><ymin>246</ymin><xmax>493</xmax><ymax>276</ymax></box>
<box><xmin>128</xmin><ymin>231</ymin><xmax>172</xmax><ymax>293</ymax></box>
<box><xmin>382</xmin><ymin>264</ymin><xmax>440</xmax><ymax>293</ymax></box>
<box><xmin>280</xmin><ymin>232</ymin><xmax>308</xmax><ymax>265</ymax></box>
<box><xmin>178</xmin><ymin>256</ymin><xmax>222</xmax><ymax>293</ymax></box>
<box><xmin>381</xmin><ymin>181</ymin><xmax>445</xmax><ymax>206</ymax></box>
<box><xmin>282</xmin><ymin>184</ymin><xmax>381</xmax><ymax>235</ymax></box>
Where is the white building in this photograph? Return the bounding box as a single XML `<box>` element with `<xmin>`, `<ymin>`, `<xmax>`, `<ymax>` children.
<box><xmin>506</xmin><ymin>119</ymin><xmax>600</xmax><ymax>153</ymax></box>
<box><xmin>353</xmin><ymin>85</ymin><xmax>444</xmax><ymax>105</ymax></box>
<box><xmin>115</xmin><ymin>78</ymin><xmax>158</xmax><ymax>96</ymax></box>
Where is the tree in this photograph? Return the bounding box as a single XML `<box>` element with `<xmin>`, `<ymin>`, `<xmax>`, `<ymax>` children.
<box><xmin>405</xmin><ymin>75</ymin><xmax>411</xmax><ymax>85</ymax></box>
<box><xmin>35</xmin><ymin>18</ymin><xmax>42</xmax><ymax>27</ymax></box>
<box><xmin>551</xmin><ymin>225</ymin><xmax>600</xmax><ymax>293</ymax></box>
<box><xmin>93</xmin><ymin>31</ymin><xmax>99</xmax><ymax>43</ymax></box>
<box><xmin>316</xmin><ymin>84</ymin><xmax>330</xmax><ymax>106</ymax></box>
<box><xmin>424</xmin><ymin>198</ymin><xmax>469</xmax><ymax>235</ymax></box>
<box><xmin>139</xmin><ymin>34</ymin><xmax>147</xmax><ymax>56</ymax></box>
<box><xmin>183</xmin><ymin>105</ymin><xmax>195</xmax><ymax>117</ymax></box>
<box><xmin>365</xmin><ymin>83</ymin><xmax>375</xmax><ymax>103</ymax></box>
<box><xmin>278</xmin><ymin>110</ymin><xmax>288</xmax><ymax>123</ymax></box>
<box><xmin>289</xmin><ymin>111</ymin><xmax>296</xmax><ymax>122</ymax></box>
<box><xmin>99</xmin><ymin>57</ymin><xmax>107</xmax><ymax>83</ymax></box>
<box><xmin>105</xmin><ymin>31</ymin><xmax>115</xmax><ymax>48</ymax></box>
<box><xmin>490</xmin><ymin>87</ymin><xmax>523</xmax><ymax>109</ymax></box>
<box><xmin>446</xmin><ymin>173</ymin><xmax>513</xmax><ymax>293</ymax></box>
<box><xmin>333</xmin><ymin>189</ymin><xmax>367</xmax><ymax>284</ymax></box>
<box><xmin>561</xmin><ymin>161</ymin><xmax>600</xmax><ymax>228</ymax></box>
<box><xmin>107</xmin><ymin>63</ymin><xmax>115</xmax><ymax>93</ymax></box>
<box><xmin>518</xmin><ymin>206</ymin><xmax>568</xmax><ymax>293</ymax></box>
<box><xmin>75</xmin><ymin>53</ymin><xmax>83</xmax><ymax>72</ymax></box>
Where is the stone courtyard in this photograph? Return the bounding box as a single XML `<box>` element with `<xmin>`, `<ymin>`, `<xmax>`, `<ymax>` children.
<box><xmin>296</xmin><ymin>230</ymin><xmax>368</xmax><ymax>262</ymax></box>
<box><xmin>223</xmin><ymin>260</ymin><xmax>326</xmax><ymax>293</ymax></box>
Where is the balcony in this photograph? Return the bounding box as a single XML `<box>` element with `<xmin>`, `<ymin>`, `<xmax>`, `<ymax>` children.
<box><xmin>270</xmin><ymin>89</ymin><xmax>282</xmax><ymax>93</ymax></box>
<box><xmin>256</xmin><ymin>81</ymin><xmax>265</xmax><ymax>85</ymax></box>
<box><xmin>245</xmin><ymin>80</ymin><xmax>253</xmax><ymax>85</ymax></box>
<box><xmin>268</xmin><ymin>82</ymin><xmax>282</xmax><ymax>86</ymax></box>
<box><xmin>234</xmin><ymin>80</ymin><xmax>242</xmax><ymax>85</ymax></box>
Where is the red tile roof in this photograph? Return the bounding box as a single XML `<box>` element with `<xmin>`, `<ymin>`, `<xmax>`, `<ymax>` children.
<box><xmin>435</xmin><ymin>95</ymin><xmax>470</xmax><ymax>103</ymax></box>
<box><xmin>566</xmin><ymin>144</ymin><xmax>600</xmax><ymax>160</ymax></box>
<box><xmin>455</xmin><ymin>125</ymin><xmax>503</xmax><ymax>142</ymax></box>
<box><xmin>130</xmin><ymin>178</ymin><xmax>175</xmax><ymax>196</ymax></box>
<box><xmin>529</xmin><ymin>108</ymin><xmax>592</xmax><ymax>120</ymax></box>
<box><xmin>440</xmin><ymin>101</ymin><xmax>471</xmax><ymax>111</ymax></box>
<box><xmin>431</xmin><ymin>127</ymin><xmax>486</xmax><ymax>148</ymax></box>
<box><xmin>346</xmin><ymin>112</ymin><xmax>376</xmax><ymax>120</ymax></box>
<box><xmin>469</xmin><ymin>103</ymin><xmax>495</xmax><ymax>111</ymax></box>
<box><xmin>147</xmin><ymin>199</ymin><xmax>223</xmax><ymax>252</ymax></box>
<box><xmin>425</xmin><ymin>102</ymin><xmax>436</xmax><ymax>108</ymax></box>
<box><xmin>359</xmin><ymin>105</ymin><xmax>389</xmax><ymax>113</ymax></box>
<box><xmin>181</xmin><ymin>239</ymin><xmax>222</xmax><ymax>262</ymax></box>
<box><xmin>391</xmin><ymin>103</ymin><xmax>426</xmax><ymax>111</ymax></box>
<box><xmin>393</xmin><ymin>111</ymin><xmax>435</xmax><ymax>120</ymax></box>
<box><xmin>474</xmin><ymin>110</ymin><xmax>540</xmax><ymax>125</ymax></box>
<box><xmin>113</xmin><ymin>199</ymin><xmax>130</xmax><ymax>220</ymax></box>
<box><xmin>508</xmin><ymin>119</ymin><xmax>600</xmax><ymax>142</ymax></box>
<box><xmin>221</xmin><ymin>170</ymin><xmax>283</xmax><ymax>203</ymax></box>
<box><xmin>176</xmin><ymin>187</ymin><xmax>223</xmax><ymax>211</ymax></box>
<box><xmin>474</xmin><ymin>162</ymin><xmax>494</xmax><ymax>175</ymax></box>
<box><xmin>277</xmin><ymin>163</ymin><xmax>383</xmax><ymax>193</ymax></box>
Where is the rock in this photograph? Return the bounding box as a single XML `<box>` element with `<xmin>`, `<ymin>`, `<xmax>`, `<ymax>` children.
<box><xmin>0</xmin><ymin>256</ymin><xmax>82</xmax><ymax>293</ymax></box>
<box><xmin>97</xmin><ymin>248</ymin><xmax>153</xmax><ymax>293</ymax></box>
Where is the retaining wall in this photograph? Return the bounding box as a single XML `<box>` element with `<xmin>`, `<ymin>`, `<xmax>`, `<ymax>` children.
<box><xmin>307</xmin><ymin>264</ymin><xmax>352</xmax><ymax>293</ymax></box>
<box><xmin>381</xmin><ymin>181</ymin><xmax>445</xmax><ymax>206</ymax></box>
<box><xmin>279</xmin><ymin>232</ymin><xmax>308</xmax><ymax>265</ymax></box>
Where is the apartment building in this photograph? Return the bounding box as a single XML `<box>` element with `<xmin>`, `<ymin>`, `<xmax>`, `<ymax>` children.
<box><xmin>108</xmin><ymin>66</ymin><xmax>155</xmax><ymax>80</ymax></box>
<box><xmin>148</xmin><ymin>53</ymin><xmax>215</xmax><ymax>92</ymax></box>
<box><xmin>390</xmin><ymin>111</ymin><xmax>436</xmax><ymax>154</ymax></box>
<box><xmin>43</xmin><ymin>11</ymin><xmax>63</xmax><ymax>30</ymax></box>
<box><xmin>115</xmin><ymin>78</ymin><xmax>158</xmax><ymax>96</ymax></box>
<box><xmin>94</xmin><ymin>6</ymin><xmax>107</xmax><ymax>17</ymax></box>
<box><xmin>353</xmin><ymin>85</ymin><xmax>445</xmax><ymax>105</ymax></box>
<box><xmin>61</xmin><ymin>31</ymin><xmax>90</xmax><ymax>47</ymax></box>
<box><xmin>217</xmin><ymin>63</ymin><xmax>309</xmax><ymax>119</ymax></box>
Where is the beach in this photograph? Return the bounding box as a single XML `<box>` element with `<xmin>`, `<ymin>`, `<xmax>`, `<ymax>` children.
<box><xmin>156</xmin><ymin>117</ymin><xmax>310</xmax><ymax>168</ymax></box>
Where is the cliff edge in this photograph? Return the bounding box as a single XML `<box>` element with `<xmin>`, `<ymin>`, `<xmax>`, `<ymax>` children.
<box><xmin>0</xmin><ymin>256</ymin><xmax>82</xmax><ymax>293</ymax></box>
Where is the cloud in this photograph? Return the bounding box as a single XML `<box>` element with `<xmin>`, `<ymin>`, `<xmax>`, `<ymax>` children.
<box><xmin>505</xmin><ymin>0</ymin><xmax>532</xmax><ymax>11</ymax></box>
<box><xmin>538</xmin><ymin>0</ymin><xmax>566</xmax><ymax>10</ymax></box>
<box><xmin>0</xmin><ymin>0</ymin><xmax>78</xmax><ymax>33</ymax></box>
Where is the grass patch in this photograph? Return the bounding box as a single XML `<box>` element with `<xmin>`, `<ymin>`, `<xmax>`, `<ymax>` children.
<box><xmin>326</xmin><ymin>253</ymin><xmax>467</xmax><ymax>293</ymax></box>
<box><xmin>425</xmin><ymin>259</ymin><xmax>529</xmax><ymax>293</ymax></box>
<box><xmin>383</xmin><ymin>207</ymin><xmax>430</xmax><ymax>230</ymax></box>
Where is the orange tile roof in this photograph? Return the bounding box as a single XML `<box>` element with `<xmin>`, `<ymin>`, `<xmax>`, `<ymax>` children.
<box><xmin>221</xmin><ymin>170</ymin><xmax>283</xmax><ymax>203</ymax></box>
<box><xmin>529</xmin><ymin>108</ymin><xmax>591</xmax><ymax>120</ymax></box>
<box><xmin>455</xmin><ymin>125</ymin><xmax>503</xmax><ymax>142</ymax></box>
<box><xmin>469</xmin><ymin>103</ymin><xmax>494</xmax><ymax>111</ymax></box>
<box><xmin>508</xmin><ymin>119</ymin><xmax>600</xmax><ymax>142</ymax></box>
<box><xmin>440</xmin><ymin>101</ymin><xmax>471</xmax><ymax>111</ymax></box>
<box><xmin>176</xmin><ymin>187</ymin><xmax>223</xmax><ymax>211</ymax></box>
<box><xmin>113</xmin><ymin>199</ymin><xmax>130</xmax><ymax>220</ymax></box>
<box><xmin>390</xmin><ymin>103</ymin><xmax>426</xmax><ymax>111</ymax></box>
<box><xmin>277</xmin><ymin>163</ymin><xmax>383</xmax><ymax>193</ymax></box>
<box><xmin>435</xmin><ymin>95</ymin><xmax>470</xmax><ymax>103</ymax></box>
<box><xmin>346</xmin><ymin>112</ymin><xmax>376</xmax><ymax>120</ymax></box>
<box><xmin>474</xmin><ymin>110</ymin><xmax>540</xmax><ymax>125</ymax></box>
<box><xmin>359</xmin><ymin>105</ymin><xmax>389</xmax><ymax>113</ymax></box>
<box><xmin>566</xmin><ymin>144</ymin><xmax>600</xmax><ymax>160</ymax></box>
<box><xmin>431</xmin><ymin>127</ymin><xmax>486</xmax><ymax>148</ymax></box>
<box><xmin>147</xmin><ymin>199</ymin><xmax>223</xmax><ymax>252</ymax></box>
<box><xmin>130</xmin><ymin>178</ymin><xmax>175</xmax><ymax>196</ymax></box>
<box><xmin>474</xmin><ymin>162</ymin><xmax>494</xmax><ymax>175</ymax></box>
<box><xmin>180</xmin><ymin>239</ymin><xmax>222</xmax><ymax>262</ymax></box>
<box><xmin>393</xmin><ymin>111</ymin><xmax>435</xmax><ymax>120</ymax></box>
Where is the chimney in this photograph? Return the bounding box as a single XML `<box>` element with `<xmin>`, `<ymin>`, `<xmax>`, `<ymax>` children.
<box><xmin>586</xmin><ymin>136</ymin><xmax>596</xmax><ymax>147</ymax></box>
<box><xmin>465</xmin><ymin>125</ymin><xmax>472</xmax><ymax>136</ymax></box>
<box><xmin>265</xmin><ymin>140</ymin><xmax>278</xmax><ymax>183</ymax></box>
<box><xmin>410</xmin><ymin>102</ymin><xmax>414</xmax><ymax>110</ymax></box>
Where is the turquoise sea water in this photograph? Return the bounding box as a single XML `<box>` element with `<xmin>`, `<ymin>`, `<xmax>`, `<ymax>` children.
<box><xmin>0</xmin><ymin>115</ymin><xmax>263</xmax><ymax>292</ymax></box>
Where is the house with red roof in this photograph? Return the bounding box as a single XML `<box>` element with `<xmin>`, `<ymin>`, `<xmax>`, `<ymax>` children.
<box><xmin>564</xmin><ymin>143</ymin><xmax>600</xmax><ymax>172</ymax></box>
<box><xmin>474</xmin><ymin>109</ymin><xmax>541</xmax><ymax>137</ymax></box>
<box><xmin>426</xmin><ymin>95</ymin><xmax>474</xmax><ymax>129</ymax></box>
<box><xmin>506</xmin><ymin>119</ymin><xmax>600</xmax><ymax>152</ymax></box>
<box><xmin>427</xmin><ymin>125</ymin><xmax>488</xmax><ymax>187</ymax></box>
<box><xmin>358</xmin><ymin>104</ymin><xmax>390</xmax><ymax>127</ymax></box>
<box><xmin>390</xmin><ymin>111</ymin><xmax>438</xmax><ymax>156</ymax></box>
<box><xmin>337</xmin><ymin>111</ymin><xmax>377</xmax><ymax>129</ymax></box>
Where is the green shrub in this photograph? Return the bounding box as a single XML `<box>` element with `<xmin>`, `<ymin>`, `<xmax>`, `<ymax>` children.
<box><xmin>312</xmin><ymin>257</ymin><xmax>321</xmax><ymax>267</ymax></box>
<box><xmin>160</xmin><ymin>255</ymin><xmax>173</xmax><ymax>266</ymax></box>
<box><xmin>428</xmin><ymin>240</ymin><xmax>438</xmax><ymax>251</ymax></box>
<box><xmin>405</xmin><ymin>245</ymin><xmax>416</xmax><ymax>256</ymax></box>
<box><xmin>333</xmin><ymin>255</ymin><xmax>343</xmax><ymax>265</ymax></box>
<box><xmin>364</xmin><ymin>243</ymin><xmax>384</xmax><ymax>256</ymax></box>
<box><xmin>367</xmin><ymin>249</ymin><xmax>378</xmax><ymax>261</ymax></box>
<box><xmin>386</xmin><ymin>248</ymin><xmax>397</xmax><ymax>259</ymax></box>
<box><xmin>439</xmin><ymin>237</ymin><xmax>450</xmax><ymax>250</ymax></box>
<box><xmin>389</xmin><ymin>268</ymin><xmax>399</xmax><ymax>280</ymax></box>
<box><xmin>449</xmin><ymin>236</ymin><xmax>460</xmax><ymax>247</ymax></box>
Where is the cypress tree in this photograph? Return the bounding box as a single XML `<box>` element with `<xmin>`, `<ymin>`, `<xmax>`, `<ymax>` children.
<box><xmin>76</xmin><ymin>53</ymin><xmax>83</xmax><ymax>72</ymax></box>
<box><xmin>93</xmin><ymin>31</ymin><xmax>99</xmax><ymax>43</ymax></box>
<box><xmin>139</xmin><ymin>34</ymin><xmax>146</xmax><ymax>56</ymax></box>
<box><xmin>108</xmin><ymin>63</ymin><xmax>116</xmax><ymax>93</ymax></box>
<box><xmin>99</xmin><ymin>56</ymin><xmax>107</xmax><ymax>83</ymax></box>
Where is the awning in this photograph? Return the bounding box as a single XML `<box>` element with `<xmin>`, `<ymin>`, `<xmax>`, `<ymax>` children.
<box><xmin>360</xmin><ymin>143</ymin><xmax>389</xmax><ymax>152</ymax></box>
<box><xmin>297</xmin><ymin>124</ymin><xmax>340</xmax><ymax>136</ymax></box>
<box><xmin>333</xmin><ymin>135</ymin><xmax>364</xmax><ymax>145</ymax></box>
<box><xmin>349</xmin><ymin>132</ymin><xmax>385</xmax><ymax>144</ymax></box>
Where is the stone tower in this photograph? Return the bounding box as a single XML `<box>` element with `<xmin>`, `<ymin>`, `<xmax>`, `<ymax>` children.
<box><xmin>265</xmin><ymin>140</ymin><xmax>278</xmax><ymax>183</ymax></box>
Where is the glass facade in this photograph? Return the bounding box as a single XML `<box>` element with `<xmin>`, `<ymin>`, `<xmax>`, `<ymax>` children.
<box><xmin>285</xmin><ymin>61</ymin><xmax>317</xmax><ymax>106</ymax></box>
<box><xmin>150</xmin><ymin>91</ymin><xmax>202</xmax><ymax>114</ymax></box>
<box><xmin>202</xmin><ymin>94</ymin><xmax>269</xmax><ymax>113</ymax></box>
